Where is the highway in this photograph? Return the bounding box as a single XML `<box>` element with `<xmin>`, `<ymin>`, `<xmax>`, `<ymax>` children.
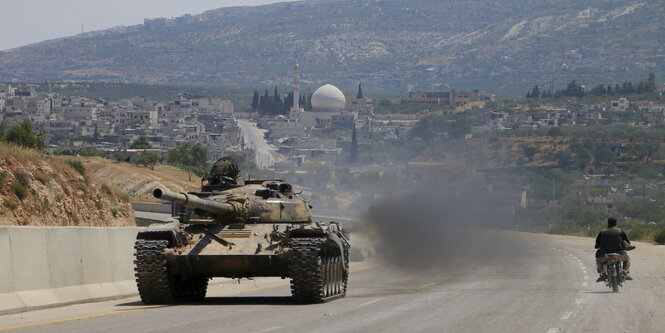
<box><xmin>2</xmin><ymin>233</ymin><xmax>665</xmax><ymax>332</ymax></box>
<box><xmin>238</xmin><ymin>120</ymin><xmax>283</xmax><ymax>170</ymax></box>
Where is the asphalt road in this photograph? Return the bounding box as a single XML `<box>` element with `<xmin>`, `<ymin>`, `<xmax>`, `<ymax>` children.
<box><xmin>238</xmin><ymin>120</ymin><xmax>283</xmax><ymax>170</ymax></box>
<box><xmin>2</xmin><ymin>233</ymin><xmax>665</xmax><ymax>333</ymax></box>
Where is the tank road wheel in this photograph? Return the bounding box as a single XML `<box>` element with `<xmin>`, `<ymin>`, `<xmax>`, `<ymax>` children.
<box><xmin>134</xmin><ymin>240</ymin><xmax>174</xmax><ymax>304</ymax></box>
<box><xmin>289</xmin><ymin>238</ymin><xmax>347</xmax><ymax>303</ymax></box>
<box><xmin>174</xmin><ymin>277</ymin><xmax>209</xmax><ymax>301</ymax></box>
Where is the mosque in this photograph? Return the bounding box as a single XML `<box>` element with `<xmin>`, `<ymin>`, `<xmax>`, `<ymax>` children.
<box><xmin>287</xmin><ymin>63</ymin><xmax>371</xmax><ymax>129</ymax></box>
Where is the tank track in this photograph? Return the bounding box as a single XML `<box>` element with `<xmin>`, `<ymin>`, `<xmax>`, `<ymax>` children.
<box><xmin>134</xmin><ymin>240</ymin><xmax>174</xmax><ymax>304</ymax></box>
<box><xmin>134</xmin><ymin>240</ymin><xmax>209</xmax><ymax>304</ymax></box>
<box><xmin>289</xmin><ymin>237</ymin><xmax>348</xmax><ymax>303</ymax></box>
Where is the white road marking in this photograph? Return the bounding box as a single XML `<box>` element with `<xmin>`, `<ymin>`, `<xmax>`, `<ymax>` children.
<box><xmin>421</xmin><ymin>282</ymin><xmax>437</xmax><ymax>288</ymax></box>
<box><xmin>547</xmin><ymin>328</ymin><xmax>561</xmax><ymax>333</ymax></box>
<box><xmin>561</xmin><ymin>311</ymin><xmax>573</xmax><ymax>320</ymax></box>
<box><xmin>360</xmin><ymin>298</ymin><xmax>383</xmax><ymax>306</ymax></box>
<box><xmin>582</xmin><ymin>282</ymin><xmax>588</xmax><ymax>287</ymax></box>
<box><xmin>258</xmin><ymin>327</ymin><xmax>282</xmax><ymax>332</ymax></box>
<box><xmin>575</xmin><ymin>298</ymin><xmax>583</xmax><ymax>305</ymax></box>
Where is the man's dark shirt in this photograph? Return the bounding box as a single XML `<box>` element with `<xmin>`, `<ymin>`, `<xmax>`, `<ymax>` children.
<box><xmin>595</xmin><ymin>227</ymin><xmax>630</xmax><ymax>258</ymax></box>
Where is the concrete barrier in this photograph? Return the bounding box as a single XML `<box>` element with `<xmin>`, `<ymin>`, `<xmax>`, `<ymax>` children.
<box><xmin>0</xmin><ymin>226</ymin><xmax>142</xmax><ymax>315</ymax></box>
<box><xmin>131</xmin><ymin>202</ymin><xmax>172</xmax><ymax>214</ymax></box>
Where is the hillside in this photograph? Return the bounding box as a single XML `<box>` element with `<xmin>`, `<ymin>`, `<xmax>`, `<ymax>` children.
<box><xmin>0</xmin><ymin>144</ymin><xmax>134</xmax><ymax>226</ymax></box>
<box><xmin>83</xmin><ymin>157</ymin><xmax>201</xmax><ymax>202</ymax></box>
<box><xmin>0</xmin><ymin>0</ymin><xmax>663</xmax><ymax>95</ymax></box>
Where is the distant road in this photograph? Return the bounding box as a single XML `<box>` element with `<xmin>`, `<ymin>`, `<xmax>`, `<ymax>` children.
<box><xmin>238</xmin><ymin>120</ymin><xmax>283</xmax><ymax>169</ymax></box>
<box><xmin>4</xmin><ymin>233</ymin><xmax>665</xmax><ymax>332</ymax></box>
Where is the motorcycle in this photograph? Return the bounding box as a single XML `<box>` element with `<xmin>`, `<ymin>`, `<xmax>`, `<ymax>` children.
<box><xmin>602</xmin><ymin>242</ymin><xmax>635</xmax><ymax>293</ymax></box>
<box><xmin>602</xmin><ymin>253</ymin><xmax>625</xmax><ymax>292</ymax></box>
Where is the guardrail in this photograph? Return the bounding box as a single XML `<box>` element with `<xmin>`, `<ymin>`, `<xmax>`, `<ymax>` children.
<box><xmin>0</xmin><ymin>226</ymin><xmax>142</xmax><ymax>315</ymax></box>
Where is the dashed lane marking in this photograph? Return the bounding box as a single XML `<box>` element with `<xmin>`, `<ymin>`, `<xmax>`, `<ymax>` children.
<box><xmin>561</xmin><ymin>311</ymin><xmax>573</xmax><ymax>320</ymax></box>
<box><xmin>421</xmin><ymin>282</ymin><xmax>437</xmax><ymax>288</ymax></box>
<box><xmin>547</xmin><ymin>328</ymin><xmax>561</xmax><ymax>333</ymax></box>
<box><xmin>360</xmin><ymin>298</ymin><xmax>384</xmax><ymax>306</ymax></box>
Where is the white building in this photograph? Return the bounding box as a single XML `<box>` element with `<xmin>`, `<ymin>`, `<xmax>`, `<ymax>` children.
<box><xmin>610</xmin><ymin>98</ymin><xmax>629</xmax><ymax>112</ymax></box>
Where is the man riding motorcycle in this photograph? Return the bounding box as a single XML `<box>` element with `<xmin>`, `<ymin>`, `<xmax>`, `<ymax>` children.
<box><xmin>595</xmin><ymin>217</ymin><xmax>632</xmax><ymax>282</ymax></box>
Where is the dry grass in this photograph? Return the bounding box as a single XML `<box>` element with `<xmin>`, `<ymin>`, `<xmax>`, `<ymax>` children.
<box><xmin>81</xmin><ymin>157</ymin><xmax>201</xmax><ymax>201</ymax></box>
<box><xmin>0</xmin><ymin>143</ymin><xmax>135</xmax><ymax>227</ymax></box>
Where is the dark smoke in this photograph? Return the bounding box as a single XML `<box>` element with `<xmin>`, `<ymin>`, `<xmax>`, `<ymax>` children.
<box><xmin>364</xmin><ymin>184</ymin><xmax>529</xmax><ymax>269</ymax></box>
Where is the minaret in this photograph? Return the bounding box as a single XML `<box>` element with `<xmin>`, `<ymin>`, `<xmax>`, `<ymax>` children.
<box><xmin>293</xmin><ymin>62</ymin><xmax>300</xmax><ymax>110</ymax></box>
<box><xmin>290</xmin><ymin>62</ymin><xmax>304</xmax><ymax>122</ymax></box>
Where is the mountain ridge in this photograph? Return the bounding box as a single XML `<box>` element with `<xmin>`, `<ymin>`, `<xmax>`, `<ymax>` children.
<box><xmin>1</xmin><ymin>0</ymin><xmax>663</xmax><ymax>95</ymax></box>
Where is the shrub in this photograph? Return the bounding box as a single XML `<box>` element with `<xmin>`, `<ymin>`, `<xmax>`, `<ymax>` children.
<box><xmin>654</xmin><ymin>230</ymin><xmax>665</xmax><ymax>245</ymax></box>
<box><xmin>110</xmin><ymin>207</ymin><xmax>120</xmax><ymax>218</ymax></box>
<box><xmin>34</xmin><ymin>171</ymin><xmax>50</xmax><ymax>185</ymax></box>
<box><xmin>0</xmin><ymin>170</ymin><xmax>5</xmax><ymax>183</ymax></box>
<box><xmin>77</xmin><ymin>147</ymin><xmax>103</xmax><ymax>157</ymax></box>
<box><xmin>2</xmin><ymin>199</ymin><xmax>18</xmax><ymax>210</ymax></box>
<box><xmin>12</xmin><ymin>182</ymin><xmax>28</xmax><ymax>201</ymax></box>
<box><xmin>53</xmin><ymin>147</ymin><xmax>76</xmax><ymax>156</ymax></box>
<box><xmin>14</xmin><ymin>171</ymin><xmax>30</xmax><ymax>187</ymax></box>
<box><xmin>100</xmin><ymin>184</ymin><xmax>113</xmax><ymax>196</ymax></box>
<box><xmin>67</xmin><ymin>160</ymin><xmax>86</xmax><ymax>176</ymax></box>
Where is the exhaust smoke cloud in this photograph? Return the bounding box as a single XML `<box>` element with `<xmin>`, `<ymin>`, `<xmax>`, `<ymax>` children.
<box><xmin>364</xmin><ymin>184</ymin><xmax>530</xmax><ymax>269</ymax></box>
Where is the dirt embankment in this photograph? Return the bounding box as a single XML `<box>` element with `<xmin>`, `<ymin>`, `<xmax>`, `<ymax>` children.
<box><xmin>83</xmin><ymin>157</ymin><xmax>200</xmax><ymax>201</ymax></box>
<box><xmin>0</xmin><ymin>144</ymin><xmax>134</xmax><ymax>226</ymax></box>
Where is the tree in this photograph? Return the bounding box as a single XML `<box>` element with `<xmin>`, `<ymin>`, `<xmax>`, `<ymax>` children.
<box><xmin>4</xmin><ymin>120</ymin><xmax>45</xmax><ymax>149</ymax></box>
<box><xmin>112</xmin><ymin>148</ymin><xmax>129</xmax><ymax>163</ymax></box>
<box><xmin>136</xmin><ymin>151</ymin><xmax>163</xmax><ymax>170</ymax></box>
<box><xmin>167</xmin><ymin>142</ymin><xmax>208</xmax><ymax>181</ymax></box>
<box><xmin>408</xmin><ymin>114</ymin><xmax>448</xmax><ymax>144</ymax></box>
<box><xmin>590</xmin><ymin>84</ymin><xmax>606</xmax><ymax>96</ymax></box>
<box><xmin>251</xmin><ymin>90</ymin><xmax>259</xmax><ymax>110</ymax></box>
<box><xmin>520</xmin><ymin>144</ymin><xmax>538</xmax><ymax>161</ymax></box>
<box><xmin>129</xmin><ymin>136</ymin><xmax>152</xmax><ymax>149</ymax></box>
<box><xmin>273</xmin><ymin>87</ymin><xmax>282</xmax><ymax>114</ymax></box>
<box><xmin>530</xmin><ymin>85</ymin><xmax>541</xmax><ymax>98</ymax></box>
<box><xmin>283</xmin><ymin>91</ymin><xmax>294</xmax><ymax>113</ymax></box>
<box><xmin>356</xmin><ymin>81</ymin><xmax>364</xmax><ymax>99</ymax></box>
<box><xmin>647</xmin><ymin>72</ymin><xmax>657</xmax><ymax>93</ymax></box>
<box><xmin>350</xmin><ymin>124</ymin><xmax>359</xmax><ymax>163</ymax></box>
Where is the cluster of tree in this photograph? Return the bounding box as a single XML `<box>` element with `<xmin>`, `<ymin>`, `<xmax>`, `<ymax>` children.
<box><xmin>54</xmin><ymin>147</ymin><xmax>103</xmax><ymax>157</ymax></box>
<box><xmin>129</xmin><ymin>136</ymin><xmax>152</xmax><ymax>149</ymax></box>
<box><xmin>408</xmin><ymin>113</ymin><xmax>471</xmax><ymax>144</ymax></box>
<box><xmin>166</xmin><ymin>142</ymin><xmax>208</xmax><ymax>181</ymax></box>
<box><xmin>251</xmin><ymin>88</ymin><xmax>312</xmax><ymax>116</ymax></box>
<box><xmin>0</xmin><ymin>120</ymin><xmax>45</xmax><ymax>150</ymax></box>
<box><xmin>521</xmin><ymin>139</ymin><xmax>661</xmax><ymax>176</ymax></box>
<box><xmin>526</xmin><ymin>73</ymin><xmax>658</xmax><ymax>99</ymax></box>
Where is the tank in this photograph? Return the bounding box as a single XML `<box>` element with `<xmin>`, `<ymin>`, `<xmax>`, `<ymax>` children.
<box><xmin>134</xmin><ymin>157</ymin><xmax>350</xmax><ymax>304</ymax></box>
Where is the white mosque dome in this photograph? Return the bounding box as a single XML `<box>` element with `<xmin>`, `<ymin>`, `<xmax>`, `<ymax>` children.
<box><xmin>311</xmin><ymin>84</ymin><xmax>346</xmax><ymax>110</ymax></box>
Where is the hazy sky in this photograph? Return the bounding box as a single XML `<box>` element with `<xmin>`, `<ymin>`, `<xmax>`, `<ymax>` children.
<box><xmin>0</xmin><ymin>0</ymin><xmax>291</xmax><ymax>51</ymax></box>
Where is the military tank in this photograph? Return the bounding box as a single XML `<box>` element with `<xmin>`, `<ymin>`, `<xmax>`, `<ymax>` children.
<box><xmin>134</xmin><ymin>157</ymin><xmax>350</xmax><ymax>304</ymax></box>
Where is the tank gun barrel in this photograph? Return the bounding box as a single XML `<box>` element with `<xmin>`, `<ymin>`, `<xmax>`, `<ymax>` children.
<box><xmin>153</xmin><ymin>188</ymin><xmax>236</xmax><ymax>216</ymax></box>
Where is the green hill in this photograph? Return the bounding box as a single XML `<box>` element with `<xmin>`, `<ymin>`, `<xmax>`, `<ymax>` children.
<box><xmin>0</xmin><ymin>0</ymin><xmax>663</xmax><ymax>95</ymax></box>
